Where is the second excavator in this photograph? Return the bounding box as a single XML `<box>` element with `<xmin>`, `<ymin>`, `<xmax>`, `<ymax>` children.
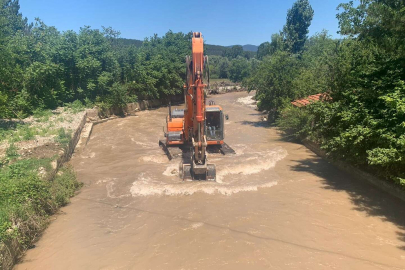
<box><xmin>159</xmin><ymin>32</ymin><xmax>234</xmax><ymax>181</ymax></box>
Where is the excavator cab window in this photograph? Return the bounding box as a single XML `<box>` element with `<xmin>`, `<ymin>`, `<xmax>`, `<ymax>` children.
<box><xmin>205</xmin><ymin>108</ymin><xmax>224</xmax><ymax>141</ymax></box>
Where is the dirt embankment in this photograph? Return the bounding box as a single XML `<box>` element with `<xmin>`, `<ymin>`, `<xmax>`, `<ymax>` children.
<box><xmin>0</xmin><ymin>108</ymin><xmax>87</xmax><ymax>161</ymax></box>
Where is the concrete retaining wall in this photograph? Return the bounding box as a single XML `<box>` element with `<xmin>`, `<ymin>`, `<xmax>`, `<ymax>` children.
<box><xmin>302</xmin><ymin>139</ymin><xmax>405</xmax><ymax>202</ymax></box>
<box><xmin>127</xmin><ymin>95</ymin><xmax>184</xmax><ymax>112</ymax></box>
<box><xmin>98</xmin><ymin>95</ymin><xmax>184</xmax><ymax>118</ymax></box>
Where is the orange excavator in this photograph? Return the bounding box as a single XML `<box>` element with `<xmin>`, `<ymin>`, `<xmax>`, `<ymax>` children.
<box><xmin>159</xmin><ymin>32</ymin><xmax>234</xmax><ymax>181</ymax></box>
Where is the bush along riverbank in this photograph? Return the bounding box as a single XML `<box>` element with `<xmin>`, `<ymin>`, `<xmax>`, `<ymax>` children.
<box><xmin>276</xmin><ymin>101</ymin><xmax>405</xmax><ymax>191</ymax></box>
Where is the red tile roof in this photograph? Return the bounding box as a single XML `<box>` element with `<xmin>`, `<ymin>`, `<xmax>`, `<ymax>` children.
<box><xmin>291</xmin><ymin>93</ymin><xmax>331</xmax><ymax>107</ymax></box>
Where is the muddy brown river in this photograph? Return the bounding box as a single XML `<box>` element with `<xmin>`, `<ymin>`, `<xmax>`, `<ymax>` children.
<box><xmin>15</xmin><ymin>92</ymin><xmax>405</xmax><ymax>269</ymax></box>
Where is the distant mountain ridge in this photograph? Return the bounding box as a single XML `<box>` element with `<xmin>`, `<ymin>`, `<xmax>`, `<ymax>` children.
<box><xmin>117</xmin><ymin>38</ymin><xmax>258</xmax><ymax>55</ymax></box>
<box><xmin>227</xmin><ymin>44</ymin><xmax>258</xmax><ymax>52</ymax></box>
<box><xmin>118</xmin><ymin>38</ymin><xmax>143</xmax><ymax>46</ymax></box>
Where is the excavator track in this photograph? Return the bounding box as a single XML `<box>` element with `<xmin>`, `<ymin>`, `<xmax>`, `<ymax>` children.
<box><xmin>219</xmin><ymin>143</ymin><xmax>236</xmax><ymax>155</ymax></box>
<box><xmin>206</xmin><ymin>143</ymin><xmax>236</xmax><ymax>155</ymax></box>
<box><xmin>159</xmin><ymin>140</ymin><xmax>183</xmax><ymax>160</ymax></box>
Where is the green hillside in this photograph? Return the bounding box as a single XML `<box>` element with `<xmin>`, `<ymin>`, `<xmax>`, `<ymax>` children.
<box><xmin>117</xmin><ymin>38</ymin><xmax>256</xmax><ymax>56</ymax></box>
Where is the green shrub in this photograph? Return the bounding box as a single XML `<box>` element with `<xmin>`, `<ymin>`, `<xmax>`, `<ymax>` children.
<box><xmin>96</xmin><ymin>100</ymin><xmax>110</xmax><ymax>118</ymax></box>
<box><xmin>1</xmin><ymin>144</ymin><xmax>19</xmax><ymax>167</ymax></box>
<box><xmin>108</xmin><ymin>83</ymin><xmax>128</xmax><ymax>110</ymax></box>
<box><xmin>7</xmin><ymin>125</ymin><xmax>37</xmax><ymax>142</ymax></box>
<box><xmin>244</xmin><ymin>51</ymin><xmax>301</xmax><ymax>115</ymax></box>
<box><xmin>1</xmin><ymin>122</ymin><xmax>40</xmax><ymax>143</ymax></box>
<box><xmin>5</xmin><ymin>143</ymin><xmax>19</xmax><ymax>160</ymax></box>
<box><xmin>0</xmin><ymin>158</ymin><xmax>53</xmax><ymax>242</ymax></box>
<box><xmin>55</xmin><ymin>128</ymin><xmax>71</xmax><ymax>146</ymax></box>
<box><xmin>84</xmin><ymin>97</ymin><xmax>94</xmax><ymax>108</ymax></box>
<box><xmin>107</xmin><ymin>83</ymin><xmax>137</xmax><ymax>115</ymax></box>
<box><xmin>65</xmin><ymin>100</ymin><xmax>85</xmax><ymax>114</ymax></box>
<box><xmin>95</xmin><ymin>83</ymin><xmax>137</xmax><ymax>117</ymax></box>
<box><xmin>0</xmin><ymin>121</ymin><xmax>18</xmax><ymax>143</ymax></box>
<box><xmin>52</xmin><ymin>166</ymin><xmax>82</xmax><ymax>207</ymax></box>
<box><xmin>21</xmin><ymin>126</ymin><xmax>36</xmax><ymax>141</ymax></box>
<box><xmin>33</xmin><ymin>108</ymin><xmax>53</xmax><ymax>122</ymax></box>
<box><xmin>0</xmin><ymin>160</ymin><xmax>81</xmax><ymax>247</ymax></box>
<box><xmin>277</xmin><ymin>105</ymin><xmax>314</xmax><ymax>140</ymax></box>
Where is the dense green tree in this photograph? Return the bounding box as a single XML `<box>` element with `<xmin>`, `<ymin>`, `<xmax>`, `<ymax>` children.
<box><xmin>257</xmin><ymin>33</ymin><xmax>284</xmax><ymax>59</ymax></box>
<box><xmin>0</xmin><ymin>0</ymin><xmax>29</xmax><ymax>35</ymax></box>
<box><xmin>257</xmin><ymin>42</ymin><xmax>271</xmax><ymax>60</ymax></box>
<box><xmin>0</xmin><ymin>0</ymin><xmax>194</xmax><ymax>118</ymax></box>
<box><xmin>229</xmin><ymin>57</ymin><xmax>251</xmax><ymax>83</ymax></box>
<box><xmin>222</xmin><ymin>45</ymin><xmax>244</xmax><ymax>59</ymax></box>
<box><xmin>0</xmin><ymin>0</ymin><xmax>30</xmax><ymax>117</ymax></box>
<box><xmin>208</xmin><ymin>55</ymin><xmax>230</xmax><ymax>79</ymax></box>
<box><xmin>283</xmin><ymin>0</ymin><xmax>314</xmax><ymax>54</ymax></box>
<box><xmin>218</xmin><ymin>57</ymin><xmax>230</xmax><ymax>78</ymax></box>
<box><xmin>122</xmin><ymin>31</ymin><xmax>191</xmax><ymax>99</ymax></box>
<box><xmin>292</xmin><ymin>30</ymin><xmax>337</xmax><ymax>96</ymax></box>
<box><xmin>309</xmin><ymin>0</ymin><xmax>405</xmax><ymax>184</ymax></box>
<box><xmin>244</xmin><ymin>51</ymin><xmax>301</xmax><ymax>118</ymax></box>
<box><xmin>270</xmin><ymin>33</ymin><xmax>285</xmax><ymax>54</ymax></box>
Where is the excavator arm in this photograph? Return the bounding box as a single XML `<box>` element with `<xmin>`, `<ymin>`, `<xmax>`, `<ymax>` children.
<box><xmin>183</xmin><ymin>32</ymin><xmax>215</xmax><ymax>180</ymax></box>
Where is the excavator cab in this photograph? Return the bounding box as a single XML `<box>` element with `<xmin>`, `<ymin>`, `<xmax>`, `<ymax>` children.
<box><xmin>205</xmin><ymin>106</ymin><xmax>224</xmax><ymax>143</ymax></box>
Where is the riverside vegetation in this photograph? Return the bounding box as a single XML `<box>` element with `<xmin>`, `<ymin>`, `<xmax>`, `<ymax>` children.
<box><xmin>245</xmin><ymin>0</ymin><xmax>405</xmax><ymax>187</ymax></box>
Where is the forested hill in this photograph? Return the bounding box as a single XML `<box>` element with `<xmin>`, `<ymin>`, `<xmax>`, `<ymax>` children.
<box><xmin>229</xmin><ymin>44</ymin><xmax>258</xmax><ymax>52</ymax></box>
<box><xmin>117</xmin><ymin>38</ymin><xmax>257</xmax><ymax>55</ymax></box>
<box><xmin>117</xmin><ymin>38</ymin><xmax>143</xmax><ymax>47</ymax></box>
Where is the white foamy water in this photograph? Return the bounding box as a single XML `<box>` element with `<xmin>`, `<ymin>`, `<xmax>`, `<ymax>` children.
<box><xmin>106</xmin><ymin>181</ymin><xmax>131</xmax><ymax>199</ymax></box>
<box><xmin>130</xmin><ymin>177</ymin><xmax>279</xmax><ymax>197</ymax></box>
<box><xmin>81</xmin><ymin>152</ymin><xmax>96</xmax><ymax>159</ymax></box>
<box><xmin>191</xmin><ymin>222</ymin><xmax>203</xmax><ymax>229</ymax></box>
<box><xmin>131</xmin><ymin>138</ymin><xmax>156</xmax><ymax>148</ymax></box>
<box><xmin>130</xmin><ymin>147</ymin><xmax>287</xmax><ymax>197</ymax></box>
<box><xmin>232</xmin><ymin>144</ymin><xmax>248</xmax><ymax>156</ymax></box>
<box><xmin>237</xmin><ymin>96</ymin><xmax>257</xmax><ymax>108</ymax></box>
<box><xmin>141</xmin><ymin>155</ymin><xmax>168</xmax><ymax>164</ymax></box>
<box><xmin>163</xmin><ymin>163</ymin><xmax>179</xmax><ymax>176</ymax></box>
<box><xmin>216</xmin><ymin>148</ymin><xmax>288</xmax><ymax>183</ymax></box>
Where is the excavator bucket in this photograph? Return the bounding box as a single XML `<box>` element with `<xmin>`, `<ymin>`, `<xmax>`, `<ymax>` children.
<box><xmin>181</xmin><ymin>163</ymin><xmax>192</xmax><ymax>181</ymax></box>
<box><xmin>180</xmin><ymin>162</ymin><xmax>216</xmax><ymax>181</ymax></box>
<box><xmin>207</xmin><ymin>164</ymin><xmax>216</xmax><ymax>181</ymax></box>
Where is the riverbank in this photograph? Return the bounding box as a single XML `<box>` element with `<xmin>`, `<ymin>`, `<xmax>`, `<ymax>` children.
<box><xmin>0</xmin><ymin>107</ymin><xmax>87</xmax><ymax>269</ymax></box>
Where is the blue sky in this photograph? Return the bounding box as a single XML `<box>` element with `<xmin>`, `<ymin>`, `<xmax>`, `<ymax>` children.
<box><xmin>19</xmin><ymin>0</ymin><xmax>346</xmax><ymax>46</ymax></box>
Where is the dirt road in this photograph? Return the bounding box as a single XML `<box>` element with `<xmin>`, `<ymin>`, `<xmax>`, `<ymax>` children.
<box><xmin>16</xmin><ymin>92</ymin><xmax>405</xmax><ymax>269</ymax></box>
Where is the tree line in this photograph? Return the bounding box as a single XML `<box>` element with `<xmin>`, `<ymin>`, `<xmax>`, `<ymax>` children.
<box><xmin>0</xmin><ymin>0</ymin><xmax>258</xmax><ymax>119</ymax></box>
<box><xmin>246</xmin><ymin>0</ymin><xmax>404</xmax><ymax>186</ymax></box>
<box><xmin>0</xmin><ymin>0</ymin><xmax>194</xmax><ymax>118</ymax></box>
